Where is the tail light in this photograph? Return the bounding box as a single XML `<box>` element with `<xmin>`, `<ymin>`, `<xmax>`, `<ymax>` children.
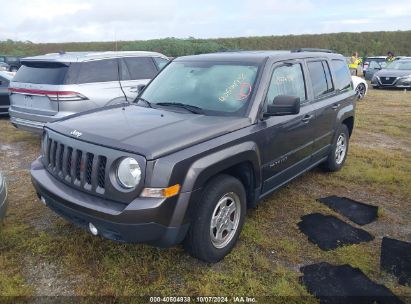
<box><xmin>8</xmin><ymin>87</ymin><xmax>88</xmax><ymax>101</ymax></box>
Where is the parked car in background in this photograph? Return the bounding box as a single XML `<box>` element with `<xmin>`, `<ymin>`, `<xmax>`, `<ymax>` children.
<box><xmin>8</xmin><ymin>51</ymin><xmax>169</xmax><ymax>133</ymax></box>
<box><xmin>0</xmin><ymin>71</ymin><xmax>14</xmax><ymax>115</ymax></box>
<box><xmin>0</xmin><ymin>56</ymin><xmax>21</xmax><ymax>72</ymax></box>
<box><xmin>371</xmin><ymin>59</ymin><xmax>411</xmax><ymax>89</ymax></box>
<box><xmin>352</xmin><ymin>75</ymin><xmax>368</xmax><ymax>99</ymax></box>
<box><xmin>0</xmin><ymin>172</ymin><xmax>7</xmax><ymax>223</ymax></box>
<box><xmin>31</xmin><ymin>50</ymin><xmax>356</xmax><ymax>262</ymax></box>
<box><xmin>363</xmin><ymin>56</ymin><xmax>388</xmax><ymax>80</ymax></box>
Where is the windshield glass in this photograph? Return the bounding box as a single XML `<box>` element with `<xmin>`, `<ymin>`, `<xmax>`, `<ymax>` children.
<box><xmin>140</xmin><ymin>61</ymin><xmax>260</xmax><ymax>116</ymax></box>
<box><xmin>385</xmin><ymin>61</ymin><xmax>411</xmax><ymax>70</ymax></box>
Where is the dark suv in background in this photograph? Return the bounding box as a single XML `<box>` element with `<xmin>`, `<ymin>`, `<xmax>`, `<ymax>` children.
<box><xmin>31</xmin><ymin>50</ymin><xmax>356</xmax><ymax>262</ymax></box>
<box><xmin>0</xmin><ymin>56</ymin><xmax>21</xmax><ymax>72</ymax></box>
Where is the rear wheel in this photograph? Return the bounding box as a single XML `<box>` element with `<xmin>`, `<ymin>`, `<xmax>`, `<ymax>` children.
<box><xmin>322</xmin><ymin>124</ymin><xmax>350</xmax><ymax>172</ymax></box>
<box><xmin>184</xmin><ymin>174</ymin><xmax>246</xmax><ymax>263</ymax></box>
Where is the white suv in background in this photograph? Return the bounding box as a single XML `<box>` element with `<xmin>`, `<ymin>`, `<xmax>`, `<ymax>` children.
<box><xmin>8</xmin><ymin>51</ymin><xmax>169</xmax><ymax>133</ymax></box>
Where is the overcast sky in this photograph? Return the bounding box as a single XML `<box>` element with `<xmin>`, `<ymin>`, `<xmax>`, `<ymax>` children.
<box><xmin>1</xmin><ymin>0</ymin><xmax>410</xmax><ymax>42</ymax></box>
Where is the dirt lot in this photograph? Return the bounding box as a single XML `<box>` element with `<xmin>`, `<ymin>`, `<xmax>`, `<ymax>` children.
<box><xmin>0</xmin><ymin>87</ymin><xmax>410</xmax><ymax>302</ymax></box>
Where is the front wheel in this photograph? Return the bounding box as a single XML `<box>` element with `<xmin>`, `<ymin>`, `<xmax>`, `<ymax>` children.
<box><xmin>183</xmin><ymin>174</ymin><xmax>246</xmax><ymax>263</ymax></box>
<box><xmin>322</xmin><ymin>124</ymin><xmax>350</xmax><ymax>172</ymax></box>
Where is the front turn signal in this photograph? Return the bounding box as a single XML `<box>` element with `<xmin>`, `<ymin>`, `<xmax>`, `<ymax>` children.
<box><xmin>141</xmin><ymin>184</ymin><xmax>181</xmax><ymax>198</ymax></box>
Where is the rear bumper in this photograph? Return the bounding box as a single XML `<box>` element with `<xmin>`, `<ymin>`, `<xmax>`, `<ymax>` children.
<box><xmin>31</xmin><ymin>158</ymin><xmax>191</xmax><ymax>246</ymax></box>
<box><xmin>8</xmin><ymin>107</ymin><xmax>74</xmax><ymax>133</ymax></box>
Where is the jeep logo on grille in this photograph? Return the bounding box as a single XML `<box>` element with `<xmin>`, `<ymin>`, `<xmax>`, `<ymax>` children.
<box><xmin>70</xmin><ymin>130</ymin><xmax>82</xmax><ymax>138</ymax></box>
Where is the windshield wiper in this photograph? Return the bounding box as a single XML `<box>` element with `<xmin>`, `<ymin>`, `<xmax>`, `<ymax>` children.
<box><xmin>155</xmin><ymin>102</ymin><xmax>204</xmax><ymax>114</ymax></box>
<box><xmin>134</xmin><ymin>97</ymin><xmax>152</xmax><ymax>108</ymax></box>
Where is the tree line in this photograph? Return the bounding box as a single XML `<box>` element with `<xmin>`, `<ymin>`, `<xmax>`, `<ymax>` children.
<box><xmin>1</xmin><ymin>31</ymin><xmax>410</xmax><ymax>58</ymax></box>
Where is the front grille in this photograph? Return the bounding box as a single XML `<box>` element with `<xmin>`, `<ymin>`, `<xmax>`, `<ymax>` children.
<box><xmin>380</xmin><ymin>77</ymin><xmax>397</xmax><ymax>85</ymax></box>
<box><xmin>44</xmin><ymin>137</ymin><xmax>108</xmax><ymax>194</ymax></box>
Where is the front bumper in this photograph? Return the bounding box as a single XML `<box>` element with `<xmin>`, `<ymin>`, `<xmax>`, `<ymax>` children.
<box><xmin>371</xmin><ymin>77</ymin><xmax>411</xmax><ymax>88</ymax></box>
<box><xmin>31</xmin><ymin>158</ymin><xmax>191</xmax><ymax>246</ymax></box>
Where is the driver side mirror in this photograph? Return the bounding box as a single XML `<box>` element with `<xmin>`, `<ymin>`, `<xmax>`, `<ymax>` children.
<box><xmin>137</xmin><ymin>84</ymin><xmax>146</xmax><ymax>93</ymax></box>
<box><xmin>264</xmin><ymin>95</ymin><xmax>300</xmax><ymax>117</ymax></box>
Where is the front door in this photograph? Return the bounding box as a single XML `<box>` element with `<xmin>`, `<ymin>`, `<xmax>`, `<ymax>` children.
<box><xmin>260</xmin><ymin>60</ymin><xmax>316</xmax><ymax>194</ymax></box>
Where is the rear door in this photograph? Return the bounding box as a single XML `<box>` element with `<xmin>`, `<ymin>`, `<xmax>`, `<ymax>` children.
<box><xmin>307</xmin><ymin>58</ymin><xmax>353</xmax><ymax>163</ymax></box>
<box><xmin>75</xmin><ymin>59</ymin><xmax>124</xmax><ymax>107</ymax></box>
<box><xmin>119</xmin><ymin>57</ymin><xmax>159</xmax><ymax>101</ymax></box>
<box><xmin>261</xmin><ymin>60</ymin><xmax>316</xmax><ymax>193</ymax></box>
<box><xmin>9</xmin><ymin>61</ymin><xmax>66</xmax><ymax>116</ymax></box>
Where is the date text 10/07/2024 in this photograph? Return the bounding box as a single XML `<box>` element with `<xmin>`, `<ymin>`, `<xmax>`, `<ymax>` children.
<box><xmin>149</xmin><ymin>296</ymin><xmax>257</xmax><ymax>303</ymax></box>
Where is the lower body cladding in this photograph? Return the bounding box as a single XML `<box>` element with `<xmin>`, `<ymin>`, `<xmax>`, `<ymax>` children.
<box><xmin>31</xmin><ymin>158</ymin><xmax>192</xmax><ymax>247</ymax></box>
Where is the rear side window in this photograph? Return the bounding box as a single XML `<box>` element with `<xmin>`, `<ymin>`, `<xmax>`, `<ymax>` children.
<box><xmin>13</xmin><ymin>62</ymin><xmax>69</xmax><ymax>84</ymax></box>
<box><xmin>266</xmin><ymin>63</ymin><xmax>306</xmax><ymax>104</ymax></box>
<box><xmin>123</xmin><ymin>57</ymin><xmax>157</xmax><ymax>80</ymax></box>
<box><xmin>153</xmin><ymin>57</ymin><xmax>169</xmax><ymax>70</ymax></box>
<box><xmin>77</xmin><ymin>59</ymin><xmax>119</xmax><ymax>84</ymax></box>
<box><xmin>307</xmin><ymin>60</ymin><xmax>334</xmax><ymax>98</ymax></box>
<box><xmin>331</xmin><ymin>59</ymin><xmax>351</xmax><ymax>91</ymax></box>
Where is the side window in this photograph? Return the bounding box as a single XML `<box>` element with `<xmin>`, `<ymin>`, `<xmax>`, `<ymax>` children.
<box><xmin>153</xmin><ymin>57</ymin><xmax>169</xmax><ymax>70</ymax></box>
<box><xmin>77</xmin><ymin>59</ymin><xmax>118</xmax><ymax>83</ymax></box>
<box><xmin>266</xmin><ymin>63</ymin><xmax>306</xmax><ymax>105</ymax></box>
<box><xmin>307</xmin><ymin>60</ymin><xmax>334</xmax><ymax>98</ymax></box>
<box><xmin>123</xmin><ymin>57</ymin><xmax>157</xmax><ymax>80</ymax></box>
<box><xmin>331</xmin><ymin>59</ymin><xmax>351</xmax><ymax>91</ymax></box>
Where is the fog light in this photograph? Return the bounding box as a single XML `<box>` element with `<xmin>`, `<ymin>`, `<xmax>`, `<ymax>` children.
<box><xmin>40</xmin><ymin>196</ymin><xmax>47</xmax><ymax>205</ymax></box>
<box><xmin>89</xmin><ymin>223</ymin><xmax>98</xmax><ymax>236</ymax></box>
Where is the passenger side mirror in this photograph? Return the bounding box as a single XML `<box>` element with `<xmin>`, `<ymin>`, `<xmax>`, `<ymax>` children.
<box><xmin>264</xmin><ymin>95</ymin><xmax>300</xmax><ymax>117</ymax></box>
<box><xmin>137</xmin><ymin>84</ymin><xmax>146</xmax><ymax>93</ymax></box>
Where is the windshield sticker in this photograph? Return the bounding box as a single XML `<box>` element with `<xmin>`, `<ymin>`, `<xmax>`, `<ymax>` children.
<box><xmin>236</xmin><ymin>82</ymin><xmax>252</xmax><ymax>101</ymax></box>
<box><xmin>219</xmin><ymin>73</ymin><xmax>251</xmax><ymax>102</ymax></box>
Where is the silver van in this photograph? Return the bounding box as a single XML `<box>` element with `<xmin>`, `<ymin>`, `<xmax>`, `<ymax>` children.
<box><xmin>8</xmin><ymin>51</ymin><xmax>169</xmax><ymax>133</ymax></box>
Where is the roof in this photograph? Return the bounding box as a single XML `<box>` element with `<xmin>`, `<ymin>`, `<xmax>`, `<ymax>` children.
<box><xmin>21</xmin><ymin>51</ymin><xmax>168</xmax><ymax>63</ymax></box>
<box><xmin>174</xmin><ymin>50</ymin><xmax>345</xmax><ymax>63</ymax></box>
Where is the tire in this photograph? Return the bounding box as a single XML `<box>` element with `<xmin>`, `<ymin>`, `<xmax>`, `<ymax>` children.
<box><xmin>355</xmin><ymin>83</ymin><xmax>366</xmax><ymax>100</ymax></box>
<box><xmin>183</xmin><ymin>174</ymin><xmax>246</xmax><ymax>263</ymax></box>
<box><xmin>322</xmin><ymin>124</ymin><xmax>350</xmax><ymax>172</ymax></box>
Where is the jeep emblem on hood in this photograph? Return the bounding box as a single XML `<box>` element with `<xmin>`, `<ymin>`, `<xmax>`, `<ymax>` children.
<box><xmin>70</xmin><ymin>130</ymin><xmax>82</xmax><ymax>138</ymax></box>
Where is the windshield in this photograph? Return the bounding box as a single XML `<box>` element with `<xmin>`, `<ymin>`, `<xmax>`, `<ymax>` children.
<box><xmin>385</xmin><ymin>61</ymin><xmax>411</xmax><ymax>70</ymax></box>
<box><xmin>140</xmin><ymin>61</ymin><xmax>260</xmax><ymax>116</ymax></box>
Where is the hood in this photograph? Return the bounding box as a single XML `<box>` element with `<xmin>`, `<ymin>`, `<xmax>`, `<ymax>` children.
<box><xmin>375</xmin><ymin>69</ymin><xmax>411</xmax><ymax>78</ymax></box>
<box><xmin>48</xmin><ymin>104</ymin><xmax>251</xmax><ymax>160</ymax></box>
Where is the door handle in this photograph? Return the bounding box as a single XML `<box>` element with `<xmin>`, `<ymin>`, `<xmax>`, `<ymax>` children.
<box><xmin>301</xmin><ymin>114</ymin><xmax>313</xmax><ymax>123</ymax></box>
<box><xmin>331</xmin><ymin>103</ymin><xmax>341</xmax><ymax>110</ymax></box>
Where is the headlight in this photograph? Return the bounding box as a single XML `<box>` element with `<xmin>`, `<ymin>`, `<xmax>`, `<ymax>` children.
<box><xmin>117</xmin><ymin>157</ymin><xmax>141</xmax><ymax>189</ymax></box>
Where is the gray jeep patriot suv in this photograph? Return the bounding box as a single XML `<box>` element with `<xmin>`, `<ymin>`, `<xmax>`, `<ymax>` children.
<box><xmin>31</xmin><ymin>50</ymin><xmax>356</xmax><ymax>262</ymax></box>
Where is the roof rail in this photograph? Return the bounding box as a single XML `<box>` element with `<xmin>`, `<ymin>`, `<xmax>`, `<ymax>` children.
<box><xmin>291</xmin><ymin>48</ymin><xmax>334</xmax><ymax>53</ymax></box>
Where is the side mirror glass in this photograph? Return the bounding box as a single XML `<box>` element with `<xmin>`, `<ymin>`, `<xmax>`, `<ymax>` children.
<box><xmin>264</xmin><ymin>95</ymin><xmax>300</xmax><ymax>117</ymax></box>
